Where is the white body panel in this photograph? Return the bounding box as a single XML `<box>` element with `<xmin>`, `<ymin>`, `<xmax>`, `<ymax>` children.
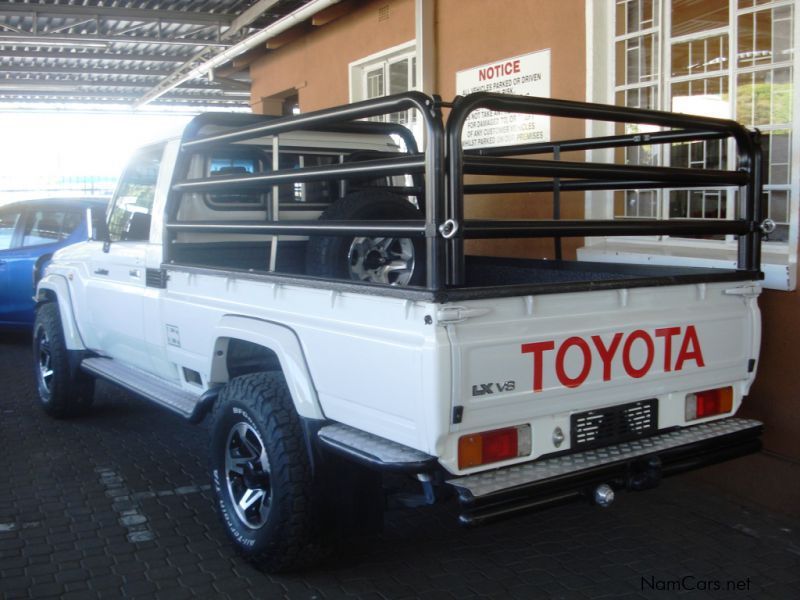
<box><xmin>37</xmin><ymin>124</ymin><xmax>762</xmax><ymax>480</ymax></box>
<box><xmin>45</xmin><ymin>237</ymin><xmax>760</xmax><ymax>477</ymax></box>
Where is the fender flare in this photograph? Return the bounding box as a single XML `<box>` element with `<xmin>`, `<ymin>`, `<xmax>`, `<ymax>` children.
<box><xmin>211</xmin><ymin>315</ymin><xmax>324</xmax><ymax>420</ymax></box>
<box><xmin>36</xmin><ymin>273</ymin><xmax>86</xmax><ymax>351</ymax></box>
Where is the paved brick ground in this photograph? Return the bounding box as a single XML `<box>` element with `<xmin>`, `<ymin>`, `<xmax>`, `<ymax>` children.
<box><xmin>1</xmin><ymin>330</ymin><xmax>799</xmax><ymax>599</ymax></box>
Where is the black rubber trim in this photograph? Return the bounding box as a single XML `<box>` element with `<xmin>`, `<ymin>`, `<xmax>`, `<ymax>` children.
<box><xmin>315</xmin><ymin>430</ymin><xmax>437</xmax><ymax>473</ymax></box>
<box><xmin>457</xmin><ymin>423</ymin><xmax>763</xmax><ymax>527</ymax></box>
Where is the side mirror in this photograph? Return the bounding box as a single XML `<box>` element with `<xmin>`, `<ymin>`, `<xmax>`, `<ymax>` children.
<box><xmin>86</xmin><ymin>207</ymin><xmax>111</xmax><ymax>253</ymax></box>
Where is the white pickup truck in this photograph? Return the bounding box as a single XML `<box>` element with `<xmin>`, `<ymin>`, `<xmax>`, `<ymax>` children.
<box><xmin>33</xmin><ymin>92</ymin><xmax>766</xmax><ymax>571</ymax></box>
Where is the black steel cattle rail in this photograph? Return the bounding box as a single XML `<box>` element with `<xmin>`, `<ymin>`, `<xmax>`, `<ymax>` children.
<box><xmin>164</xmin><ymin>90</ymin><xmax>763</xmax><ymax>293</ymax></box>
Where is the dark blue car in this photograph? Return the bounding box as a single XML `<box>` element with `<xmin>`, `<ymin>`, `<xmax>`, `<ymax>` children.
<box><xmin>0</xmin><ymin>198</ymin><xmax>108</xmax><ymax>328</ymax></box>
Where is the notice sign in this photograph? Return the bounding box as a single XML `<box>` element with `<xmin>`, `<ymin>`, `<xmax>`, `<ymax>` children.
<box><xmin>456</xmin><ymin>49</ymin><xmax>551</xmax><ymax>149</ymax></box>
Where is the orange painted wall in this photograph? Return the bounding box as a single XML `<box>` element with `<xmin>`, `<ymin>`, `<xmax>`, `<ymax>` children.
<box><xmin>249</xmin><ymin>0</ymin><xmax>415</xmax><ymax>112</ymax></box>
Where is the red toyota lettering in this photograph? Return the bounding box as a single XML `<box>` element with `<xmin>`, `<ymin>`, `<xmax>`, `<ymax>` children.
<box><xmin>555</xmin><ymin>337</ymin><xmax>592</xmax><ymax>388</ymax></box>
<box><xmin>591</xmin><ymin>332</ymin><xmax>623</xmax><ymax>381</ymax></box>
<box><xmin>521</xmin><ymin>340</ymin><xmax>555</xmax><ymax>392</ymax></box>
<box><xmin>675</xmin><ymin>325</ymin><xmax>705</xmax><ymax>370</ymax></box>
<box><xmin>655</xmin><ymin>327</ymin><xmax>681</xmax><ymax>372</ymax></box>
<box><xmin>622</xmin><ymin>329</ymin><xmax>655</xmax><ymax>378</ymax></box>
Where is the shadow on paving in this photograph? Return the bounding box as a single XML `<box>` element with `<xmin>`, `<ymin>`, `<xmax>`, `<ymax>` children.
<box><xmin>1</xmin><ymin>331</ymin><xmax>799</xmax><ymax>599</ymax></box>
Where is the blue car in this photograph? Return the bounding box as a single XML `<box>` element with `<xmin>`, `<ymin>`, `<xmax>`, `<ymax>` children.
<box><xmin>0</xmin><ymin>198</ymin><xmax>108</xmax><ymax>328</ymax></box>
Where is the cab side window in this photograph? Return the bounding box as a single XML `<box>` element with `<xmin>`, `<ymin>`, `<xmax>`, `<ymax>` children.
<box><xmin>108</xmin><ymin>146</ymin><xmax>163</xmax><ymax>242</ymax></box>
<box><xmin>0</xmin><ymin>210</ymin><xmax>21</xmax><ymax>251</ymax></box>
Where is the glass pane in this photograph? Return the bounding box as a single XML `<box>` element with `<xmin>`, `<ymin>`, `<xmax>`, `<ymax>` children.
<box><xmin>23</xmin><ymin>210</ymin><xmax>69</xmax><ymax>246</ymax></box>
<box><xmin>671</xmin><ymin>34</ymin><xmax>728</xmax><ymax>77</ymax></box>
<box><xmin>767</xmin><ymin>130</ymin><xmax>791</xmax><ymax>185</ymax></box>
<box><xmin>108</xmin><ymin>148</ymin><xmax>161</xmax><ymax>242</ymax></box>
<box><xmin>365</xmin><ymin>68</ymin><xmax>384</xmax><ymax>100</ymax></box>
<box><xmin>389</xmin><ymin>59</ymin><xmax>409</xmax><ymax>95</ymax></box>
<box><xmin>671</xmin><ymin>76</ymin><xmax>729</xmax><ymax>118</ymax></box>
<box><xmin>672</xmin><ymin>0</ymin><xmax>728</xmax><ymax>37</ymax></box>
<box><xmin>768</xmin><ymin>189</ymin><xmax>789</xmax><ymax>224</ymax></box>
<box><xmin>737</xmin><ymin>4</ymin><xmax>794</xmax><ymax>67</ymax></box>
<box><xmin>736</xmin><ymin>68</ymin><xmax>792</xmax><ymax>127</ymax></box>
<box><xmin>0</xmin><ymin>210</ymin><xmax>21</xmax><ymax>250</ymax></box>
<box><xmin>669</xmin><ymin>191</ymin><xmax>688</xmax><ymax>218</ymax></box>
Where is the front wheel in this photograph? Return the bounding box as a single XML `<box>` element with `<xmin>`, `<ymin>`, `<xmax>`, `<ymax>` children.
<box><xmin>32</xmin><ymin>303</ymin><xmax>94</xmax><ymax>418</ymax></box>
<box><xmin>210</xmin><ymin>372</ymin><xmax>319</xmax><ymax>572</ymax></box>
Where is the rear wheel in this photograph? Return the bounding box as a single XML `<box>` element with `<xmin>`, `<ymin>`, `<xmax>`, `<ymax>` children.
<box><xmin>210</xmin><ymin>372</ymin><xmax>320</xmax><ymax>572</ymax></box>
<box><xmin>32</xmin><ymin>303</ymin><xmax>94</xmax><ymax>418</ymax></box>
<box><xmin>305</xmin><ymin>190</ymin><xmax>425</xmax><ymax>286</ymax></box>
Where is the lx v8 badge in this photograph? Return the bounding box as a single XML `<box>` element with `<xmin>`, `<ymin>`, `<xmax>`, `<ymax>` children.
<box><xmin>472</xmin><ymin>380</ymin><xmax>516</xmax><ymax>396</ymax></box>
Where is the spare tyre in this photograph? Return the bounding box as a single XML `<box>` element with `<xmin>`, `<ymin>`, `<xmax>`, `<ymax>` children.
<box><xmin>305</xmin><ymin>190</ymin><xmax>425</xmax><ymax>286</ymax></box>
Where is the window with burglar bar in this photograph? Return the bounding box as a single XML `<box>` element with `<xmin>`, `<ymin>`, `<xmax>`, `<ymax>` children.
<box><xmin>613</xmin><ymin>0</ymin><xmax>796</xmax><ymax>244</ymax></box>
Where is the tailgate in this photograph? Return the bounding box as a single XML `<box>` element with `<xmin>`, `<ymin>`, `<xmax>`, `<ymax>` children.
<box><xmin>441</xmin><ymin>281</ymin><xmax>760</xmax><ymax>472</ymax></box>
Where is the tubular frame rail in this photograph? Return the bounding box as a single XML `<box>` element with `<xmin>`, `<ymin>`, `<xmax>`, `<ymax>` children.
<box><xmin>163</xmin><ymin>90</ymin><xmax>763</xmax><ymax>294</ymax></box>
<box><xmin>447</xmin><ymin>92</ymin><xmax>763</xmax><ymax>287</ymax></box>
<box><xmin>164</xmin><ymin>92</ymin><xmax>445</xmax><ymax>289</ymax></box>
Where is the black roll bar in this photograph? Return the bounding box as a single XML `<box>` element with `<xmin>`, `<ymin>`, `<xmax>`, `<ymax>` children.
<box><xmin>445</xmin><ymin>92</ymin><xmax>761</xmax><ymax>286</ymax></box>
<box><xmin>165</xmin><ymin>92</ymin><xmax>445</xmax><ymax>290</ymax></box>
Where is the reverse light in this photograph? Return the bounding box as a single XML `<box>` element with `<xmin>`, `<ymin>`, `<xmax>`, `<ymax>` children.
<box><xmin>458</xmin><ymin>424</ymin><xmax>532</xmax><ymax>469</ymax></box>
<box><xmin>685</xmin><ymin>386</ymin><xmax>733</xmax><ymax>421</ymax></box>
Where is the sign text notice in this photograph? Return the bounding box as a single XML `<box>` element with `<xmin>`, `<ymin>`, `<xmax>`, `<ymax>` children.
<box><xmin>455</xmin><ymin>49</ymin><xmax>551</xmax><ymax>149</ymax></box>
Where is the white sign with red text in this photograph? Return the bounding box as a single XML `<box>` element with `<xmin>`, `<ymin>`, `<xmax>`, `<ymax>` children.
<box><xmin>456</xmin><ymin>49</ymin><xmax>551</xmax><ymax>149</ymax></box>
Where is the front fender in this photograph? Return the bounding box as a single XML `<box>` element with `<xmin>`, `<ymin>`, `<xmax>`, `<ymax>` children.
<box><xmin>211</xmin><ymin>315</ymin><xmax>324</xmax><ymax>420</ymax></box>
<box><xmin>36</xmin><ymin>273</ymin><xmax>85</xmax><ymax>351</ymax></box>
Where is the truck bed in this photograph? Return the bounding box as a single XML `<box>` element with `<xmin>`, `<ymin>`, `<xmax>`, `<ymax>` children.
<box><xmin>168</xmin><ymin>241</ymin><xmax>756</xmax><ymax>302</ymax></box>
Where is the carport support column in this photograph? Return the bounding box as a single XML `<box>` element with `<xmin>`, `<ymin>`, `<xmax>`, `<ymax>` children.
<box><xmin>415</xmin><ymin>0</ymin><xmax>436</xmax><ymax>95</ymax></box>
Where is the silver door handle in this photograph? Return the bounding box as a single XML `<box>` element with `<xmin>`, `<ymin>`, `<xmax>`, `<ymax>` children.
<box><xmin>94</xmin><ymin>268</ymin><xmax>109</xmax><ymax>276</ymax></box>
<box><xmin>129</xmin><ymin>269</ymin><xmax>141</xmax><ymax>278</ymax></box>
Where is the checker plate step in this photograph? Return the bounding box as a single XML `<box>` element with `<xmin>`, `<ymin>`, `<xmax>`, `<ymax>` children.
<box><xmin>317</xmin><ymin>423</ymin><xmax>435</xmax><ymax>470</ymax></box>
<box><xmin>449</xmin><ymin>417</ymin><xmax>762</xmax><ymax>500</ymax></box>
<box><xmin>82</xmin><ymin>357</ymin><xmax>202</xmax><ymax>419</ymax></box>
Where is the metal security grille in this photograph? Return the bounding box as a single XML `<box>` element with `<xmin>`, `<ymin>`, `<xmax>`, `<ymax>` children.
<box><xmin>571</xmin><ymin>399</ymin><xmax>658</xmax><ymax>450</ymax></box>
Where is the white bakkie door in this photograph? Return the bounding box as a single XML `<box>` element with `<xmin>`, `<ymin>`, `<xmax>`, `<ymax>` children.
<box><xmin>83</xmin><ymin>145</ymin><xmax>164</xmax><ymax>373</ymax></box>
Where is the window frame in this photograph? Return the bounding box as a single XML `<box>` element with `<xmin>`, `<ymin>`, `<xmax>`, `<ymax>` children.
<box><xmin>349</xmin><ymin>40</ymin><xmax>420</xmax><ymax>140</ymax></box>
<box><xmin>585</xmin><ymin>0</ymin><xmax>800</xmax><ymax>290</ymax></box>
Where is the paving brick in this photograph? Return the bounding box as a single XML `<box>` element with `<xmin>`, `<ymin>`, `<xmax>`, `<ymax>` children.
<box><xmin>1</xmin><ymin>332</ymin><xmax>798</xmax><ymax>599</ymax></box>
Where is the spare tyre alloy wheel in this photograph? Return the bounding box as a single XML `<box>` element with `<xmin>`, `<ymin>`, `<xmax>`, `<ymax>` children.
<box><xmin>305</xmin><ymin>190</ymin><xmax>426</xmax><ymax>287</ymax></box>
<box><xmin>347</xmin><ymin>236</ymin><xmax>415</xmax><ymax>285</ymax></box>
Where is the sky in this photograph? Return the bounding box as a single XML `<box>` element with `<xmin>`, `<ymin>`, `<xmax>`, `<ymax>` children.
<box><xmin>0</xmin><ymin>111</ymin><xmax>193</xmax><ymax>204</ymax></box>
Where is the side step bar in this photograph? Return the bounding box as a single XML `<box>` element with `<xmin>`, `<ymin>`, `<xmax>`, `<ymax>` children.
<box><xmin>317</xmin><ymin>423</ymin><xmax>436</xmax><ymax>472</ymax></box>
<box><xmin>448</xmin><ymin>417</ymin><xmax>763</xmax><ymax>526</ymax></box>
<box><xmin>81</xmin><ymin>357</ymin><xmax>218</xmax><ymax>423</ymax></box>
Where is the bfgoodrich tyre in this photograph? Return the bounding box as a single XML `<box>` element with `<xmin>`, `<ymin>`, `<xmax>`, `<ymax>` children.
<box><xmin>210</xmin><ymin>371</ymin><xmax>319</xmax><ymax>572</ymax></box>
<box><xmin>32</xmin><ymin>302</ymin><xmax>94</xmax><ymax>418</ymax></box>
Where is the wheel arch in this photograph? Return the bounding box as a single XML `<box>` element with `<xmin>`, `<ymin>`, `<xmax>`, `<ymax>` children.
<box><xmin>209</xmin><ymin>315</ymin><xmax>324</xmax><ymax>420</ymax></box>
<box><xmin>36</xmin><ymin>274</ymin><xmax>85</xmax><ymax>351</ymax></box>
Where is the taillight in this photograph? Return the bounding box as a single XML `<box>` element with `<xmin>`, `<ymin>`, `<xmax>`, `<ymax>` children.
<box><xmin>685</xmin><ymin>387</ymin><xmax>733</xmax><ymax>421</ymax></box>
<box><xmin>458</xmin><ymin>425</ymin><xmax>532</xmax><ymax>469</ymax></box>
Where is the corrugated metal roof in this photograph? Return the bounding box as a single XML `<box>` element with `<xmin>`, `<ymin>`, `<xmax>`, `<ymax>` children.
<box><xmin>0</xmin><ymin>0</ymin><xmax>310</xmax><ymax>111</ymax></box>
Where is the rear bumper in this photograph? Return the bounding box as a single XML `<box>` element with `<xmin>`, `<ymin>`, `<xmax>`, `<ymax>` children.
<box><xmin>447</xmin><ymin>417</ymin><xmax>762</xmax><ymax>526</ymax></box>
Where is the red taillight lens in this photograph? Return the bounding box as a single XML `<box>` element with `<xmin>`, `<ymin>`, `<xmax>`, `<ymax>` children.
<box><xmin>458</xmin><ymin>425</ymin><xmax>531</xmax><ymax>469</ymax></box>
<box><xmin>685</xmin><ymin>387</ymin><xmax>733</xmax><ymax>421</ymax></box>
